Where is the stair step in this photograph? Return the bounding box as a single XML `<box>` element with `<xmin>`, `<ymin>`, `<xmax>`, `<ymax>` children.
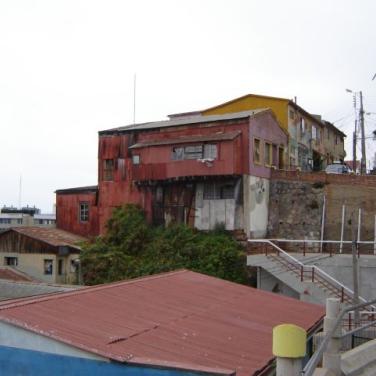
<box><xmin>264</xmin><ymin>253</ymin><xmax>360</xmax><ymax>305</ymax></box>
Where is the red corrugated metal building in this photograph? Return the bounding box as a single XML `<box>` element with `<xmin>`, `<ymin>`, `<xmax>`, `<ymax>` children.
<box><xmin>56</xmin><ymin>109</ymin><xmax>288</xmax><ymax>237</ymax></box>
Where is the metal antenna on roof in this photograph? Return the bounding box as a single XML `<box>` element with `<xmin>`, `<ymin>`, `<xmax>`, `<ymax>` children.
<box><xmin>133</xmin><ymin>73</ymin><xmax>136</xmax><ymax>124</ymax></box>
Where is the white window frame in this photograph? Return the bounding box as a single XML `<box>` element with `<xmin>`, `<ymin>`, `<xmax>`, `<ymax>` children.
<box><xmin>79</xmin><ymin>202</ymin><xmax>89</xmax><ymax>222</ymax></box>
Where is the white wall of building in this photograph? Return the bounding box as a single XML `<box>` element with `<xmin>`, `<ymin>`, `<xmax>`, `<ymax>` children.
<box><xmin>243</xmin><ymin>175</ymin><xmax>270</xmax><ymax>238</ymax></box>
<box><xmin>194</xmin><ymin>182</ymin><xmax>239</xmax><ymax>231</ymax></box>
<box><xmin>0</xmin><ymin>321</ymin><xmax>105</xmax><ymax>361</ymax></box>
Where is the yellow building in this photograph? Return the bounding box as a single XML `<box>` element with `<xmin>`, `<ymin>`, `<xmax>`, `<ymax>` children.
<box><xmin>171</xmin><ymin>93</ymin><xmax>345</xmax><ymax>171</ymax></box>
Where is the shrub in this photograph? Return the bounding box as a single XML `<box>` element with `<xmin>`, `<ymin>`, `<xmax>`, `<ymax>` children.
<box><xmin>81</xmin><ymin>204</ymin><xmax>248</xmax><ymax>285</ymax></box>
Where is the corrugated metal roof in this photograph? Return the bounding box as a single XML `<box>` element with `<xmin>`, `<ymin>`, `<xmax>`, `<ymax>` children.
<box><xmin>55</xmin><ymin>185</ymin><xmax>98</xmax><ymax>194</ymax></box>
<box><xmin>0</xmin><ymin>278</ymin><xmax>79</xmax><ymax>301</ymax></box>
<box><xmin>0</xmin><ymin>227</ymin><xmax>87</xmax><ymax>248</ymax></box>
<box><xmin>0</xmin><ymin>268</ymin><xmax>35</xmax><ymax>282</ymax></box>
<box><xmin>129</xmin><ymin>131</ymin><xmax>242</xmax><ymax>149</ymax></box>
<box><xmin>100</xmin><ymin>109</ymin><xmax>268</xmax><ymax>134</ymax></box>
<box><xmin>0</xmin><ymin>270</ymin><xmax>324</xmax><ymax>376</ymax></box>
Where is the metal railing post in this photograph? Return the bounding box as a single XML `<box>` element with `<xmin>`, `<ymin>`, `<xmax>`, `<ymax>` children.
<box><xmin>341</xmin><ymin>287</ymin><xmax>344</xmax><ymax>303</ymax></box>
<box><xmin>340</xmin><ymin>204</ymin><xmax>345</xmax><ymax>254</ymax></box>
<box><xmin>302</xmin><ymin>297</ymin><xmax>376</xmax><ymax>376</ymax></box>
<box><xmin>300</xmin><ymin>266</ymin><xmax>304</xmax><ymax>282</ymax></box>
<box><xmin>311</xmin><ymin>267</ymin><xmax>314</xmax><ymax>282</ymax></box>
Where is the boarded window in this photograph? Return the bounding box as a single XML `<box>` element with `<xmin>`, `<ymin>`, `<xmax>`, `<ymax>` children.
<box><xmin>79</xmin><ymin>202</ymin><xmax>89</xmax><ymax>222</ymax></box>
<box><xmin>264</xmin><ymin>143</ymin><xmax>272</xmax><ymax>166</ymax></box>
<box><xmin>184</xmin><ymin>145</ymin><xmax>203</xmax><ymax>160</ymax></box>
<box><xmin>172</xmin><ymin>144</ymin><xmax>217</xmax><ymax>161</ymax></box>
<box><xmin>103</xmin><ymin>159</ymin><xmax>114</xmax><ymax>181</ymax></box>
<box><xmin>254</xmin><ymin>139</ymin><xmax>261</xmax><ymax>164</ymax></box>
<box><xmin>203</xmin><ymin>144</ymin><xmax>217</xmax><ymax>159</ymax></box>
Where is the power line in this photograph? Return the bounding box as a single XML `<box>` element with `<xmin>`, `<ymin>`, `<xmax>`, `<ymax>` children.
<box><xmin>332</xmin><ymin>113</ymin><xmax>354</xmax><ymax>124</ymax></box>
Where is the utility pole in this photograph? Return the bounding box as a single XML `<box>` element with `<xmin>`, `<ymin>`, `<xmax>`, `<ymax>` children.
<box><xmin>351</xmin><ymin>212</ymin><xmax>360</xmax><ymax>326</ymax></box>
<box><xmin>353</xmin><ymin>123</ymin><xmax>357</xmax><ymax>173</ymax></box>
<box><xmin>359</xmin><ymin>91</ymin><xmax>366</xmax><ymax>174</ymax></box>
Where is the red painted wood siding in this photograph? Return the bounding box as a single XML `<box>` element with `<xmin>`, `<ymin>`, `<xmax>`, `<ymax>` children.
<box><xmin>56</xmin><ymin>192</ymin><xmax>99</xmax><ymax>237</ymax></box>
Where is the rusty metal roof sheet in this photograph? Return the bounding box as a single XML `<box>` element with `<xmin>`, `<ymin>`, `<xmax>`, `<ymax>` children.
<box><xmin>100</xmin><ymin>109</ymin><xmax>269</xmax><ymax>134</ymax></box>
<box><xmin>0</xmin><ymin>270</ymin><xmax>324</xmax><ymax>375</ymax></box>
<box><xmin>0</xmin><ymin>268</ymin><xmax>35</xmax><ymax>282</ymax></box>
<box><xmin>129</xmin><ymin>131</ymin><xmax>242</xmax><ymax>149</ymax></box>
<box><xmin>0</xmin><ymin>227</ymin><xmax>87</xmax><ymax>248</ymax></box>
<box><xmin>0</xmin><ymin>279</ymin><xmax>79</xmax><ymax>301</ymax></box>
<box><xmin>55</xmin><ymin>185</ymin><xmax>98</xmax><ymax>194</ymax></box>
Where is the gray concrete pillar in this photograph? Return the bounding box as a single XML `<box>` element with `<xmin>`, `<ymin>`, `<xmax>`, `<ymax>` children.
<box><xmin>322</xmin><ymin>298</ymin><xmax>342</xmax><ymax>376</ymax></box>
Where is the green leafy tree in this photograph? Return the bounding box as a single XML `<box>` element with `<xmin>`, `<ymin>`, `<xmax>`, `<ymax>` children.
<box><xmin>80</xmin><ymin>204</ymin><xmax>248</xmax><ymax>285</ymax></box>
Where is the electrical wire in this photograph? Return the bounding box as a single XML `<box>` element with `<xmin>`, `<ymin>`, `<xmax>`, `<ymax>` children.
<box><xmin>332</xmin><ymin>113</ymin><xmax>355</xmax><ymax>124</ymax></box>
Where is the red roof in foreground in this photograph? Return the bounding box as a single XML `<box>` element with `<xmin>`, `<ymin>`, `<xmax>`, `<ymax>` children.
<box><xmin>0</xmin><ymin>270</ymin><xmax>324</xmax><ymax>376</ymax></box>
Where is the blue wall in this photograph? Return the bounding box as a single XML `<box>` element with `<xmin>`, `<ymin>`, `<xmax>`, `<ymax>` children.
<box><xmin>0</xmin><ymin>345</ymin><xmax>218</xmax><ymax>376</ymax></box>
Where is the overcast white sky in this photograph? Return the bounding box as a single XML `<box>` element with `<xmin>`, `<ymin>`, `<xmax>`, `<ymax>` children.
<box><xmin>1</xmin><ymin>0</ymin><xmax>376</xmax><ymax>212</ymax></box>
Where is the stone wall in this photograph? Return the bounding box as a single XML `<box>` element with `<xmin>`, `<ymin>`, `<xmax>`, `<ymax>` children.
<box><xmin>268</xmin><ymin>171</ymin><xmax>376</xmax><ymax>245</ymax></box>
<box><xmin>268</xmin><ymin>180</ymin><xmax>324</xmax><ymax>239</ymax></box>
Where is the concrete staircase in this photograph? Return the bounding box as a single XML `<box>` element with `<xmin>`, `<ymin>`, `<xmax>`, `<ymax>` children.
<box><xmin>247</xmin><ymin>240</ymin><xmax>375</xmax><ymax>308</ymax></box>
<box><xmin>249</xmin><ymin>253</ymin><xmax>334</xmax><ymax>305</ymax></box>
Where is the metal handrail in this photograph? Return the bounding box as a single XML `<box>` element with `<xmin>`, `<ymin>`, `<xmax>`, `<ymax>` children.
<box><xmin>248</xmin><ymin>239</ymin><xmax>376</xmax><ymax>310</ymax></box>
<box><xmin>268</xmin><ymin>238</ymin><xmax>376</xmax><ymax>245</ymax></box>
<box><xmin>301</xmin><ymin>298</ymin><xmax>376</xmax><ymax>376</ymax></box>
